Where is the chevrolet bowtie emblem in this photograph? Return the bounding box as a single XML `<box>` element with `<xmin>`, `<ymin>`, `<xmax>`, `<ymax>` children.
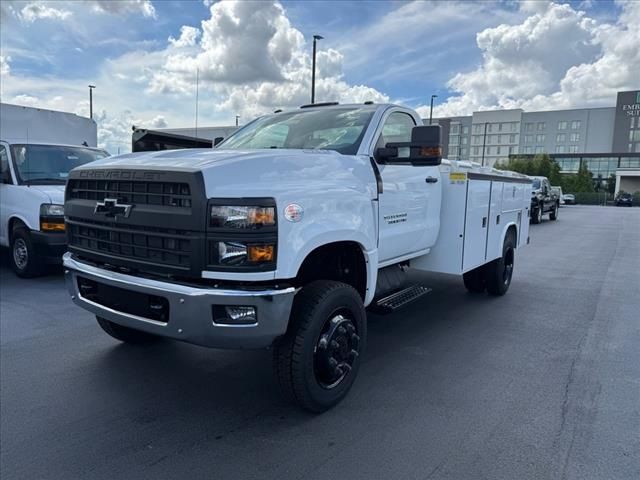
<box><xmin>94</xmin><ymin>198</ymin><xmax>132</xmax><ymax>218</ymax></box>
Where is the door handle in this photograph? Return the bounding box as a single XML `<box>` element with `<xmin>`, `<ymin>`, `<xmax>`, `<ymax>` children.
<box><xmin>425</xmin><ymin>177</ymin><xmax>438</xmax><ymax>183</ymax></box>
<box><xmin>482</xmin><ymin>217</ymin><xmax>487</xmax><ymax>228</ymax></box>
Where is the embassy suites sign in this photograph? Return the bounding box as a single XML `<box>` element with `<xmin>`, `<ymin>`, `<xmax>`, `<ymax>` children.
<box><xmin>621</xmin><ymin>91</ymin><xmax>640</xmax><ymax>117</ymax></box>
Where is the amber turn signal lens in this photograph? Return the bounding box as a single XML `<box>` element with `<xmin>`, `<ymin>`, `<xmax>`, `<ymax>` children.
<box><xmin>247</xmin><ymin>244</ymin><xmax>274</xmax><ymax>262</ymax></box>
<box><xmin>248</xmin><ymin>208</ymin><xmax>276</xmax><ymax>226</ymax></box>
<box><xmin>41</xmin><ymin>222</ymin><xmax>65</xmax><ymax>232</ymax></box>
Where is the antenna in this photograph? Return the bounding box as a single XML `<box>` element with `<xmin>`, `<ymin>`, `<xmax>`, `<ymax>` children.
<box><xmin>195</xmin><ymin>68</ymin><xmax>199</xmax><ymax>138</ymax></box>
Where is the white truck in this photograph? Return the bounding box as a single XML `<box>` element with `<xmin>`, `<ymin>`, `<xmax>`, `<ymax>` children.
<box><xmin>62</xmin><ymin>103</ymin><xmax>531</xmax><ymax>411</ymax></box>
<box><xmin>0</xmin><ymin>103</ymin><xmax>109</xmax><ymax>276</ymax></box>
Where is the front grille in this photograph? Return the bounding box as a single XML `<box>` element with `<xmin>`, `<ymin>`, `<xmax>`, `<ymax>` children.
<box><xmin>67</xmin><ymin>179</ymin><xmax>192</xmax><ymax>208</ymax></box>
<box><xmin>67</xmin><ymin>218</ymin><xmax>192</xmax><ymax>269</ymax></box>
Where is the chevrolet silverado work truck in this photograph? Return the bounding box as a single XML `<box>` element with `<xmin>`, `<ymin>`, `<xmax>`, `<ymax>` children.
<box><xmin>63</xmin><ymin>103</ymin><xmax>531</xmax><ymax>412</ymax></box>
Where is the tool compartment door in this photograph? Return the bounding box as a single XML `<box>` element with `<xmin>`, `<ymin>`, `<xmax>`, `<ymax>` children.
<box><xmin>462</xmin><ymin>179</ymin><xmax>491</xmax><ymax>271</ymax></box>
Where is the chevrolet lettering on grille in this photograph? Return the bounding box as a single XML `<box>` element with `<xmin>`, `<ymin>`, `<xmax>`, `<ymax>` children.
<box><xmin>94</xmin><ymin>198</ymin><xmax>133</xmax><ymax>218</ymax></box>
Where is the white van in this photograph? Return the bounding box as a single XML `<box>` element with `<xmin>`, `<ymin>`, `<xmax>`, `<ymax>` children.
<box><xmin>0</xmin><ymin>103</ymin><xmax>108</xmax><ymax>276</ymax></box>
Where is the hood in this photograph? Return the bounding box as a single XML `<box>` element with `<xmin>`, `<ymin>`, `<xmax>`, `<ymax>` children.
<box><xmin>73</xmin><ymin>148</ymin><xmax>377</xmax><ymax>199</ymax></box>
<box><xmin>26</xmin><ymin>185</ymin><xmax>65</xmax><ymax>204</ymax></box>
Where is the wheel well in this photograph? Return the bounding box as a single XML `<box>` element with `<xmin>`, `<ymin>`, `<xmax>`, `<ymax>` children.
<box><xmin>8</xmin><ymin>217</ymin><xmax>27</xmax><ymax>242</ymax></box>
<box><xmin>506</xmin><ymin>224</ymin><xmax>517</xmax><ymax>245</ymax></box>
<box><xmin>294</xmin><ymin>242</ymin><xmax>367</xmax><ymax>300</ymax></box>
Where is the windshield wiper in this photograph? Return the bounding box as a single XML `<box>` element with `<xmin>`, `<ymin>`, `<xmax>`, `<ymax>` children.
<box><xmin>23</xmin><ymin>178</ymin><xmax>66</xmax><ymax>185</ymax></box>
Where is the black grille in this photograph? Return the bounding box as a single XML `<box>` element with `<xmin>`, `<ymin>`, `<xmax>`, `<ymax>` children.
<box><xmin>67</xmin><ymin>179</ymin><xmax>192</xmax><ymax>207</ymax></box>
<box><xmin>67</xmin><ymin>218</ymin><xmax>192</xmax><ymax>269</ymax></box>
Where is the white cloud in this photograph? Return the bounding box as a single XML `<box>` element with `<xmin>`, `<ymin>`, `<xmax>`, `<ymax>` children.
<box><xmin>89</xmin><ymin>0</ymin><xmax>156</xmax><ymax>19</ymax></box>
<box><xmin>18</xmin><ymin>2</ymin><xmax>72</xmax><ymax>22</ymax></box>
<box><xmin>147</xmin><ymin>0</ymin><xmax>388</xmax><ymax>118</ymax></box>
<box><xmin>0</xmin><ymin>55</ymin><xmax>10</xmax><ymax>76</ymax></box>
<box><xmin>169</xmin><ymin>26</ymin><xmax>201</xmax><ymax>48</ymax></box>
<box><xmin>422</xmin><ymin>1</ymin><xmax>639</xmax><ymax>117</ymax></box>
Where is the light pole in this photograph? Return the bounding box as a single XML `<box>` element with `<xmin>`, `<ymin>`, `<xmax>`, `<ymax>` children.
<box><xmin>429</xmin><ymin>94</ymin><xmax>437</xmax><ymax>125</ymax></box>
<box><xmin>235</xmin><ymin>115</ymin><xmax>240</xmax><ymax>127</ymax></box>
<box><xmin>311</xmin><ymin>34</ymin><xmax>323</xmax><ymax>104</ymax></box>
<box><xmin>88</xmin><ymin>85</ymin><xmax>96</xmax><ymax>119</ymax></box>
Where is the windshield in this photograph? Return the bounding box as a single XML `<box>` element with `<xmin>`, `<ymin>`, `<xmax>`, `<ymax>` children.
<box><xmin>10</xmin><ymin>144</ymin><xmax>109</xmax><ymax>184</ymax></box>
<box><xmin>219</xmin><ymin>107</ymin><xmax>377</xmax><ymax>155</ymax></box>
<box><xmin>532</xmin><ymin>179</ymin><xmax>541</xmax><ymax>189</ymax></box>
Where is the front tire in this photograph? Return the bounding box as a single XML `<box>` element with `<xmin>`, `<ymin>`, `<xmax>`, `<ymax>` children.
<box><xmin>96</xmin><ymin>317</ymin><xmax>160</xmax><ymax>344</ymax></box>
<box><xmin>273</xmin><ymin>280</ymin><xmax>366</xmax><ymax>413</ymax></box>
<box><xmin>10</xmin><ymin>228</ymin><xmax>43</xmax><ymax>278</ymax></box>
<box><xmin>531</xmin><ymin>206</ymin><xmax>542</xmax><ymax>224</ymax></box>
<box><xmin>485</xmin><ymin>233</ymin><xmax>516</xmax><ymax>296</ymax></box>
<box><xmin>549</xmin><ymin>203</ymin><xmax>559</xmax><ymax>221</ymax></box>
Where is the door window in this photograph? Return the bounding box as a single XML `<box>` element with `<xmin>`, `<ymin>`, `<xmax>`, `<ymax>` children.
<box><xmin>0</xmin><ymin>145</ymin><xmax>12</xmax><ymax>184</ymax></box>
<box><xmin>375</xmin><ymin>112</ymin><xmax>416</xmax><ymax>152</ymax></box>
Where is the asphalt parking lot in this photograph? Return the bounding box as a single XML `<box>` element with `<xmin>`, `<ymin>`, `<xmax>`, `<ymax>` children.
<box><xmin>1</xmin><ymin>205</ymin><xmax>639</xmax><ymax>480</ymax></box>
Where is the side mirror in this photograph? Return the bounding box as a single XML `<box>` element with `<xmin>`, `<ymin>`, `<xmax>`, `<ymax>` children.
<box><xmin>375</xmin><ymin>125</ymin><xmax>442</xmax><ymax>166</ymax></box>
<box><xmin>214</xmin><ymin>137</ymin><xmax>224</xmax><ymax>147</ymax></box>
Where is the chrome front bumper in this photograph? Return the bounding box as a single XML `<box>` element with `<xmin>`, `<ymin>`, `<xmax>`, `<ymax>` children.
<box><xmin>63</xmin><ymin>253</ymin><xmax>296</xmax><ymax>349</ymax></box>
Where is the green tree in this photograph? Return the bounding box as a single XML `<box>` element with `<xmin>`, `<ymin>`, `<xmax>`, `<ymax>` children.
<box><xmin>573</xmin><ymin>163</ymin><xmax>595</xmax><ymax>193</ymax></box>
<box><xmin>606</xmin><ymin>173</ymin><xmax>616</xmax><ymax>195</ymax></box>
<box><xmin>496</xmin><ymin>154</ymin><xmax>561</xmax><ymax>184</ymax></box>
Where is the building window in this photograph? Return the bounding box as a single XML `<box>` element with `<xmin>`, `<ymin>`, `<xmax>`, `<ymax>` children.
<box><xmin>556</xmin><ymin>157</ymin><xmax>579</xmax><ymax>173</ymax></box>
<box><xmin>537</xmin><ymin>122</ymin><xmax>546</xmax><ymax>131</ymax></box>
<box><xmin>524</xmin><ymin>123</ymin><xmax>534</xmax><ymax>132</ymax></box>
<box><xmin>449</xmin><ymin>135</ymin><xmax>460</xmax><ymax>146</ymax></box>
<box><xmin>509</xmin><ymin>134</ymin><xmax>516</xmax><ymax>143</ymax></box>
<box><xmin>523</xmin><ymin>146</ymin><xmax>533</xmax><ymax>154</ymax></box>
<box><xmin>451</xmin><ymin>124</ymin><xmax>460</xmax><ymax>134</ymax></box>
<box><xmin>462</xmin><ymin>126</ymin><xmax>469</xmax><ymax>135</ymax></box>
<box><xmin>630</xmin><ymin>130</ymin><xmax>640</xmax><ymax>142</ymax></box>
<box><xmin>473</xmin><ymin>124</ymin><xmax>483</xmax><ymax>134</ymax></box>
<box><xmin>461</xmin><ymin>137</ymin><xmax>468</xmax><ymax>145</ymax></box>
<box><xmin>473</xmin><ymin>147</ymin><xmax>480</xmax><ymax>155</ymax></box>
<box><xmin>555</xmin><ymin>145</ymin><xmax>566</xmax><ymax>153</ymax></box>
<box><xmin>496</xmin><ymin>146</ymin><xmax>502</xmax><ymax>155</ymax></box>
<box><xmin>498</xmin><ymin>123</ymin><xmax>503</xmax><ymax>132</ymax></box>
<box><xmin>509</xmin><ymin>146</ymin><xmax>517</xmax><ymax>155</ymax></box>
<box><xmin>571</xmin><ymin>120</ymin><xmax>581</xmax><ymax>130</ymax></box>
<box><xmin>511</xmin><ymin>122</ymin><xmax>519</xmax><ymax>132</ymax></box>
<box><xmin>536</xmin><ymin>134</ymin><xmax>545</xmax><ymax>143</ymax></box>
<box><xmin>568</xmin><ymin>145</ymin><xmax>579</xmax><ymax>153</ymax></box>
<box><xmin>556</xmin><ymin>133</ymin><xmax>566</xmax><ymax>143</ymax></box>
<box><xmin>450</xmin><ymin>146</ymin><xmax>459</xmax><ymax>156</ymax></box>
<box><xmin>461</xmin><ymin>147</ymin><xmax>468</xmax><ymax>157</ymax></box>
<box><xmin>524</xmin><ymin>134</ymin><xmax>533</xmax><ymax>144</ymax></box>
<box><xmin>487</xmin><ymin>124</ymin><xmax>493</xmax><ymax>133</ymax></box>
<box><xmin>558</xmin><ymin>121</ymin><xmax>567</xmax><ymax>130</ymax></box>
<box><xmin>569</xmin><ymin>132</ymin><xmax>580</xmax><ymax>142</ymax></box>
<box><xmin>535</xmin><ymin>146</ymin><xmax>544</xmax><ymax>154</ymax></box>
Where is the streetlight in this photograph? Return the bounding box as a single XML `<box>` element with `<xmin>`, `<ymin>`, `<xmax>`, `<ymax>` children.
<box><xmin>235</xmin><ymin>115</ymin><xmax>240</xmax><ymax>127</ymax></box>
<box><xmin>88</xmin><ymin>85</ymin><xmax>96</xmax><ymax>119</ymax></box>
<box><xmin>429</xmin><ymin>94</ymin><xmax>437</xmax><ymax>125</ymax></box>
<box><xmin>311</xmin><ymin>34</ymin><xmax>323</xmax><ymax>104</ymax></box>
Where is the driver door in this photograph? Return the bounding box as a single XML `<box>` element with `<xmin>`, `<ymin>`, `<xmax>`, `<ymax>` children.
<box><xmin>373</xmin><ymin>110</ymin><xmax>442</xmax><ymax>263</ymax></box>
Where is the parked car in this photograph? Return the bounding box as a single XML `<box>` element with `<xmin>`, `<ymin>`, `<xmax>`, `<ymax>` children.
<box><xmin>615</xmin><ymin>192</ymin><xmax>633</xmax><ymax>207</ymax></box>
<box><xmin>530</xmin><ymin>176</ymin><xmax>560</xmax><ymax>223</ymax></box>
<box><xmin>563</xmin><ymin>193</ymin><xmax>576</xmax><ymax>205</ymax></box>
<box><xmin>551</xmin><ymin>186</ymin><xmax>564</xmax><ymax>205</ymax></box>
<box><xmin>62</xmin><ymin>103</ymin><xmax>532</xmax><ymax>412</ymax></box>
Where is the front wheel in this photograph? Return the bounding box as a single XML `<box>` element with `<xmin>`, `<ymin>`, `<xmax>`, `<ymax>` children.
<box><xmin>273</xmin><ymin>280</ymin><xmax>366</xmax><ymax>413</ymax></box>
<box><xmin>531</xmin><ymin>207</ymin><xmax>542</xmax><ymax>224</ymax></box>
<box><xmin>550</xmin><ymin>203</ymin><xmax>559</xmax><ymax>221</ymax></box>
<box><xmin>485</xmin><ymin>233</ymin><xmax>516</xmax><ymax>296</ymax></box>
<box><xmin>10</xmin><ymin>228</ymin><xmax>43</xmax><ymax>278</ymax></box>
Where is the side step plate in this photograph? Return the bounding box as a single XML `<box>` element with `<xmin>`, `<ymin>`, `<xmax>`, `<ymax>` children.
<box><xmin>374</xmin><ymin>285</ymin><xmax>432</xmax><ymax>313</ymax></box>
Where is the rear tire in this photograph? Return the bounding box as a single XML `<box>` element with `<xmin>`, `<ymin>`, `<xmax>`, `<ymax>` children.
<box><xmin>96</xmin><ymin>317</ymin><xmax>160</xmax><ymax>344</ymax></box>
<box><xmin>550</xmin><ymin>203</ymin><xmax>559</xmax><ymax>221</ymax></box>
<box><xmin>10</xmin><ymin>228</ymin><xmax>43</xmax><ymax>278</ymax></box>
<box><xmin>463</xmin><ymin>266</ymin><xmax>486</xmax><ymax>293</ymax></box>
<box><xmin>485</xmin><ymin>233</ymin><xmax>516</xmax><ymax>296</ymax></box>
<box><xmin>273</xmin><ymin>280</ymin><xmax>366</xmax><ymax>413</ymax></box>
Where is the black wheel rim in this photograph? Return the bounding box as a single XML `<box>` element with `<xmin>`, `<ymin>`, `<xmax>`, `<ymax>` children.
<box><xmin>503</xmin><ymin>248</ymin><xmax>514</xmax><ymax>285</ymax></box>
<box><xmin>13</xmin><ymin>238</ymin><xmax>28</xmax><ymax>270</ymax></box>
<box><xmin>313</xmin><ymin>310</ymin><xmax>360</xmax><ymax>389</ymax></box>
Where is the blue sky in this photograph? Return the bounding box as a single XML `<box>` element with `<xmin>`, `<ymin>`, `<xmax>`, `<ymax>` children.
<box><xmin>1</xmin><ymin>1</ymin><xmax>638</xmax><ymax>153</ymax></box>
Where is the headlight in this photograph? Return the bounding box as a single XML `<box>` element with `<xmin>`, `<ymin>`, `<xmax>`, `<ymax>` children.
<box><xmin>40</xmin><ymin>204</ymin><xmax>65</xmax><ymax>232</ymax></box>
<box><xmin>210</xmin><ymin>205</ymin><xmax>275</xmax><ymax>229</ymax></box>
<box><xmin>212</xmin><ymin>241</ymin><xmax>276</xmax><ymax>267</ymax></box>
<box><xmin>40</xmin><ymin>204</ymin><xmax>64</xmax><ymax>216</ymax></box>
